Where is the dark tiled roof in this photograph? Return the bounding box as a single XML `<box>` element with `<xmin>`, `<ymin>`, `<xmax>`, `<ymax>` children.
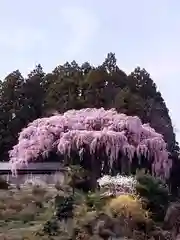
<box><xmin>0</xmin><ymin>162</ymin><xmax>63</xmax><ymax>171</ymax></box>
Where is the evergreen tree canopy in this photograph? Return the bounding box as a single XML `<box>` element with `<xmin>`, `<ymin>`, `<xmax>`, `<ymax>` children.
<box><xmin>0</xmin><ymin>53</ymin><xmax>178</xmax><ymax>163</ymax></box>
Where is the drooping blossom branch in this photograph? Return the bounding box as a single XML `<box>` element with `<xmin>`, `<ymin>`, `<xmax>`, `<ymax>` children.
<box><xmin>9</xmin><ymin>108</ymin><xmax>172</xmax><ymax>178</ymax></box>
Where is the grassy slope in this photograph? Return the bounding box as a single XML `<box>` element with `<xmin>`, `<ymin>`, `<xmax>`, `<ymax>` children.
<box><xmin>0</xmin><ymin>185</ymin><xmax>60</xmax><ymax>240</ymax></box>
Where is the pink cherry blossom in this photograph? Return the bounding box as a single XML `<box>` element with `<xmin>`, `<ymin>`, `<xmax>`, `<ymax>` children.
<box><xmin>9</xmin><ymin>108</ymin><xmax>171</xmax><ymax>178</ymax></box>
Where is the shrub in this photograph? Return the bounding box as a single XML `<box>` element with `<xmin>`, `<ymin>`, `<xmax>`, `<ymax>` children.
<box><xmin>0</xmin><ymin>177</ymin><xmax>9</xmax><ymax>190</ymax></box>
<box><xmin>136</xmin><ymin>173</ymin><xmax>170</xmax><ymax>221</ymax></box>
<box><xmin>85</xmin><ymin>191</ymin><xmax>110</xmax><ymax>211</ymax></box>
<box><xmin>74</xmin><ymin>203</ymin><xmax>97</xmax><ymax>227</ymax></box>
<box><xmin>55</xmin><ymin>181</ymin><xmax>64</xmax><ymax>191</ymax></box>
<box><xmin>97</xmin><ymin>174</ymin><xmax>137</xmax><ymax>196</ymax></box>
<box><xmin>31</xmin><ymin>185</ymin><xmax>47</xmax><ymax>196</ymax></box>
<box><xmin>54</xmin><ymin>194</ymin><xmax>74</xmax><ymax>220</ymax></box>
<box><xmin>73</xmin><ymin>204</ymin><xmax>107</xmax><ymax>238</ymax></box>
<box><xmin>42</xmin><ymin>217</ymin><xmax>59</xmax><ymax>236</ymax></box>
<box><xmin>68</xmin><ymin>165</ymin><xmax>92</xmax><ymax>193</ymax></box>
<box><xmin>107</xmin><ymin>194</ymin><xmax>149</xmax><ymax>223</ymax></box>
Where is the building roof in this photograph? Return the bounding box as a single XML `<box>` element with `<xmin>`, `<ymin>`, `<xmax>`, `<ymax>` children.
<box><xmin>0</xmin><ymin>162</ymin><xmax>63</xmax><ymax>171</ymax></box>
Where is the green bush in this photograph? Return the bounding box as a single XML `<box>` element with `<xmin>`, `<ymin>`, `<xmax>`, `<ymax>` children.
<box><xmin>0</xmin><ymin>177</ymin><xmax>9</xmax><ymax>189</ymax></box>
<box><xmin>54</xmin><ymin>194</ymin><xmax>74</xmax><ymax>220</ymax></box>
<box><xmin>135</xmin><ymin>173</ymin><xmax>170</xmax><ymax>222</ymax></box>
<box><xmin>85</xmin><ymin>191</ymin><xmax>110</xmax><ymax>211</ymax></box>
<box><xmin>42</xmin><ymin>217</ymin><xmax>59</xmax><ymax>236</ymax></box>
<box><xmin>68</xmin><ymin>165</ymin><xmax>92</xmax><ymax>193</ymax></box>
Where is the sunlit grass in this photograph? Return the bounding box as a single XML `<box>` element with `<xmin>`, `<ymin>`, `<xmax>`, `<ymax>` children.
<box><xmin>0</xmin><ymin>184</ymin><xmax>59</xmax><ymax>239</ymax></box>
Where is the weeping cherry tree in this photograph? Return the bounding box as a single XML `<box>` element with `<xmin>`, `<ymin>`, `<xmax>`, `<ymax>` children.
<box><xmin>9</xmin><ymin>108</ymin><xmax>172</xmax><ymax>188</ymax></box>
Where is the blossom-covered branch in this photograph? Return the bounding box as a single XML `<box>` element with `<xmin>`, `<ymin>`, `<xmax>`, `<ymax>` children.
<box><xmin>9</xmin><ymin>108</ymin><xmax>171</xmax><ymax>178</ymax></box>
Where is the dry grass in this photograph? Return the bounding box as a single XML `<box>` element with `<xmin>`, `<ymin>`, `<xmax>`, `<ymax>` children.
<box><xmin>0</xmin><ymin>185</ymin><xmax>59</xmax><ymax>240</ymax></box>
<box><xmin>0</xmin><ymin>184</ymin><xmax>158</xmax><ymax>240</ymax></box>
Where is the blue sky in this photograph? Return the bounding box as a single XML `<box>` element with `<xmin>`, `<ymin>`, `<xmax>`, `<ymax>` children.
<box><xmin>0</xmin><ymin>0</ymin><xmax>180</xmax><ymax>141</ymax></box>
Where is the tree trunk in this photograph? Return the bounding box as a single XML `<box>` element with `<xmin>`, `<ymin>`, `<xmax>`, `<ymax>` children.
<box><xmin>90</xmin><ymin>153</ymin><xmax>101</xmax><ymax>191</ymax></box>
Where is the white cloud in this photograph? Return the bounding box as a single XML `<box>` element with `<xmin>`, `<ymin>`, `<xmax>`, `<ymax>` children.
<box><xmin>60</xmin><ymin>5</ymin><xmax>100</xmax><ymax>59</ymax></box>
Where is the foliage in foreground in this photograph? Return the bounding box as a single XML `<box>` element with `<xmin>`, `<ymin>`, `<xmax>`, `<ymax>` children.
<box><xmin>108</xmin><ymin>194</ymin><xmax>149</xmax><ymax>223</ymax></box>
<box><xmin>0</xmin><ymin>170</ymin><xmax>176</xmax><ymax>240</ymax></box>
<box><xmin>98</xmin><ymin>172</ymin><xmax>170</xmax><ymax>222</ymax></box>
<box><xmin>136</xmin><ymin>173</ymin><xmax>170</xmax><ymax>221</ymax></box>
<box><xmin>0</xmin><ymin>176</ymin><xmax>9</xmax><ymax>189</ymax></box>
<box><xmin>97</xmin><ymin>174</ymin><xmax>137</xmax><ymax>196</ymax></box>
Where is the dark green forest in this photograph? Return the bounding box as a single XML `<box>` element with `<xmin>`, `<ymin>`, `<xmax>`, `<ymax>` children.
<box><xmin>0</xmin><ymin>53</ymin><xmax>179</xmax><ymax>165</ymax></box>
